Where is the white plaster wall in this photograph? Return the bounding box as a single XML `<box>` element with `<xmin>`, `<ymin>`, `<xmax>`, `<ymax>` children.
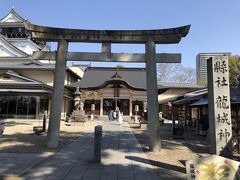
<box><xmin>0</xmin><ymin>46</ymin><xmax>15</xmax><ymax>56</ymax></box>
<box><xmin>0</xmin><ymin>76</ymin><xmax>26</xmax><ymax>82</ymax></box>
<box><xmin>20</xmin><ymin>70</ymin><xmax>54</xmax><ymax>86</ymax></box>
<box><xmin>0</xmin><ymin>43</ymin><xmax>20</xmax><ymax>57</ymax></box>
<box><xmin>11</xmin><ymin>41</ymin><xmax>39</xmax><ymax>55</ymax></box>
<box><xmin>131</xmin><ymin>91</ymin><xmax>147</xmax><ymax>100</ymax></box>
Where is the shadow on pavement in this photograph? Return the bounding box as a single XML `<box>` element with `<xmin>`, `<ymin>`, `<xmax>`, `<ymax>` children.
<box><xmin>126</xmin><ymin>155</ymin><xmax>186</xmax><ymax>174</ymax></box>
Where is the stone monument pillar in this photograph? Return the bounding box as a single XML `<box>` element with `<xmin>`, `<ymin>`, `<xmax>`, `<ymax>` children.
<box><xmin>207</xmin><ymin>56</ymin><xmax>232</xmax><ymax>158</ymax></box>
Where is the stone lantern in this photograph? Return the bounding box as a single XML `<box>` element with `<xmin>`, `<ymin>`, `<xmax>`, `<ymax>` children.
<box><xmin>74</xmin><ymin>87</ymin><xmax>81</xmax><ymax>107</ymax></box>
<box><xmin>67</xmin><ymin>87</ymin><xmax>85</xmax><ymax>123</ymax></box>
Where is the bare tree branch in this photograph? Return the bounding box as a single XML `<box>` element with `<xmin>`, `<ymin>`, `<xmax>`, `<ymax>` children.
<box><xmin>157</xmin><ymin>63</ymin><xmax>196</xmax><ymax>83</ymax></box>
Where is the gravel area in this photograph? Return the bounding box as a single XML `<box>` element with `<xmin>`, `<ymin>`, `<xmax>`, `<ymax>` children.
<box><xmin>0</xmin><ymin>119</ymin><xmax>102</xmax><ymax>153</ymax></box>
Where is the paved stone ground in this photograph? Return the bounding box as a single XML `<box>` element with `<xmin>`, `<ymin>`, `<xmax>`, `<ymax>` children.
<box><xmin>19</xmin><ymin>120</ymin><xmax>159</xmax><ymax>180</ymax></box>
<box><xmin>0</xmin><ymin>119</ymin><xmax>212</xmax><ymax>180</ymax></box>
<box><xmin>131</xmin><ymin>123</ymin><xmax>209</xmax><ymax>179</ymax></box>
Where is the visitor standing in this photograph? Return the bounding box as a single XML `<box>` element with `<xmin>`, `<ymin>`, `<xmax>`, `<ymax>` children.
<box><xmin>0</xmin><ymin>120</ymin><xmax>5</xmax><ymax>135</ymax></box>
<box><xmin>115</xmin><ymin>107</ymin><xmax>120</xmax><ymax>120</ymax></box>
<box><xmin>118</xmin><ymin>112</ymin><xmax>123</xmax><ymax>125</ymax></box>
<box><xmin>108</xmin><ymin>110</ymin><xmax>113</xmax><ymax>121</ymax></box>
<box><xmin>144</xmin><ymin>109</ymin><xmax>148</xmax><ymax>121</ymax></box>
<box><xmin>113</xmin><ymin>111</ymin><xmax>117</xmax><ymax>120</ymax></box>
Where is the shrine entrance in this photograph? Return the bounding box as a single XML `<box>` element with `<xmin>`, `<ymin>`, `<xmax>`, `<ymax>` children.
<box><xmin>24</xmin><ymin>22</ymin><xmax>190</xmax><ymax>151</ymax></box>
<box><xmin>103</xmin><ymin>99</ymin><xmax>130</xmax><ymax>115</ymax></box>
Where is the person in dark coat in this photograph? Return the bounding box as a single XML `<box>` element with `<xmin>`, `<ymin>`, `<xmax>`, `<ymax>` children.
<box><xmin>108</xmin><ymin>110</ymin><xmax>113</xmax><ymax>121</ymax></box>
<box><xmin>0</xmin><ymin>120</ymin><xmax>5</xmax><ymax>135</ymax></box>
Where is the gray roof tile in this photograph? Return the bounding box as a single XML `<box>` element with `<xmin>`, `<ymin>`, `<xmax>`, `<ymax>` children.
<box><xmin>68</xmin><ymin>67</ymin><xmax>147</xmax><ymax>90</ymax></box>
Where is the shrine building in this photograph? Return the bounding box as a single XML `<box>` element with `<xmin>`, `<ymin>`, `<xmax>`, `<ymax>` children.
<box><xmin>67</xmin><ymin>67</ymin><xmax>150</xmax><ymax>117</ymax></box>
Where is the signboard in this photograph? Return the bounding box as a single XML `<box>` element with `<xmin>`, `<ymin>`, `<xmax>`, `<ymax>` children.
<box><xmin>86</xmin><ymin>91</ymin><xmax>98</xmax><ymax>99</ymax></box>
<box><xmin>186</xmin><ymin>155</ymin><xmax>240</xmax><ymax>180</ymax></box>
<box><xmin>207</xmin><ymin>56</ymin><xmax>232</xmax><ymax>157</ymax></box>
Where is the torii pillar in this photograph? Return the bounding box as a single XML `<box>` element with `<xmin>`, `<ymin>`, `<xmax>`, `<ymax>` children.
<box><xmin>47</xmin><ymin>39</ymin><xmax>68</xmax><ymax>148</ymax></box>
<box><xmin>145</xmin><ymin>41</ymin><xmax>160</xmax><ymax>151</ymax></box>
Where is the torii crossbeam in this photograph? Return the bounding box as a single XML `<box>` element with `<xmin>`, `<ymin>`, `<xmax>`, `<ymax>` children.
<box><xmin>24</xmin><ymin>22</ymin><xmax>190</xmax><ymax>151</ymax></box>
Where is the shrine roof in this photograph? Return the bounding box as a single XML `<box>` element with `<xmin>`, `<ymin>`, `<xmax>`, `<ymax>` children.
<box><xmin>172</xmin><ymin>88</ymin><xmax>240</xmax><ymax>105</ymax></box>
<box><xmin>67</xmin><ymin>67</ymin><xmax>147</xmax><ymax>90</ymax></box>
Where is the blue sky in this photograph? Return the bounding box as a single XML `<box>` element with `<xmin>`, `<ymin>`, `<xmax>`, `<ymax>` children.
<box><xmin>1</xmin><ymin>0</ymin><xmax>240</xmax><ymax>68</ymax></box>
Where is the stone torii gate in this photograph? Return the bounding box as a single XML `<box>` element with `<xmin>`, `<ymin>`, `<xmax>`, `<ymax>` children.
<box><xmin>24</xmin><ymin>22</ymin><xmax>190</xmax><ymax>151</ymax></box>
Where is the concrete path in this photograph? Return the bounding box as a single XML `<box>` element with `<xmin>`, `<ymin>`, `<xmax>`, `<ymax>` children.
<box><xmin>19</xmin><ymin>120</ymin><xmax>159</xmax><ymax>180</ymax></box>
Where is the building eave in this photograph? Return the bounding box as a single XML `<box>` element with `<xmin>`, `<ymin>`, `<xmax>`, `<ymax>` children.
<box><xmin>8</xmin><ymin>38</ymin><xmax>43</xmax><ymax>50</ymax></box>
<box><xmin>0</xmin><ymin>22</ymin><xmax>25</xmax><ymax>28</ymax></box>
<box><xmin>88</xmin><ymin>79</ymin><xmax>146</xmax><ymax>91</ymax></box>
<box><xmin>66</xmin><ymin>68</ymin><xmax>82</xmax><ymax>80</ymax></box>
<box><xmin>0</xmin><ymin>56</ymin><xmax>31</xmax><ymax>60</ymax></box>
<box><xmin>0</xmin><ymin>34</ymin><xmax>29</xmax><ymax>57</ymax></box>
<box><xmin>0</xmin><ymin>65</ymin><xmax>55</xmax><ymax>70</ymax></box>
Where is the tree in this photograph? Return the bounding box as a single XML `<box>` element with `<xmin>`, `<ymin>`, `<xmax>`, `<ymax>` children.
<box><xmin>171</xmin><ymin>66</ymin><xmax>196</xmax><ymax>83</ymax></box>
<box><xmin>198</xmin><ymin>81</ymin><xmax>208</xmax><ymax>87</ymax></box>
<box><xmin>116</xmin><ymin>64</ymin><xmax>125</xmax><ymax>69</ymax></box>
<box><xmin>157</xmin><ymin>63</ymin><xmax>180</xmax><ymax>81</ymax></box>
<box><xmin>229</xmin><ymin>55</ymin><xmax>240</xmax><ymax>88</ymax></box>
<box><xmin>157</xmin><ymin>63</ymin><xmax>196</xmax><ymax>83</ymax></box>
